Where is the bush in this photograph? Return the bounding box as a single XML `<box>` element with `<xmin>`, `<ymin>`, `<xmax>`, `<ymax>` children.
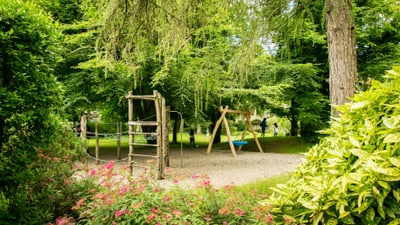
<box><xmin>0</xmin><ymin>1</ymin><xmax>91</xmax><ymax>223</ymax></box>
<box><xmin>57</xmin><ymin>162</ymin><xmax>273</xmax><ymax>225</ymax></box>
<box><xmin>0</xmin><ymin>123</ymin><xmax>89</xmax><ymax>224</ymax></box>
<box><xmin>263</xmin><ymin>67</ymin><xmax>400</xmax><ymax>224</ymax></box>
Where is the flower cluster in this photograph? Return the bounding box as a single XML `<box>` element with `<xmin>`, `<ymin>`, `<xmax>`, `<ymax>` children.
<box><xmin>50</xmin><ymin>161</ymin><xmax>273</xmax><ymax>224</ymax></box>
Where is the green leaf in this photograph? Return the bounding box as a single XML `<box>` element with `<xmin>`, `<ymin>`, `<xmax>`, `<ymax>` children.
<box><xmin>365</xmin><ymin>207</ymin><xmax>375</xmax><ymax>222</ymax></box>
<box><xmin>325</xmin><ymin>218</ymin><xmax>338</xmax><ymax>225</ymax></box>
<box><xmin>387</xmin><ymin>219</ymin><xmax>400</xmax><ymax>225</ymax></box>
<box><xmin>339</xmin><ymin>204</ymin><xmax>350</xmax><ymax>219</ymax></box>
<box><xmin>350</xmin><ymin>101</ymin><xmax>370</xmax><ymax>110</ymax></box>
<box><xmin>349</xmin><ymin>136</ymin><xmax>361</xmax><ymax>148</ymax></box>
<box><xmin>383</xmin><ymin>133</ymin><xmax>400</xmax><ymax>143</ymax></box>
<box><xmin>350</xmin><ymin>149</ymin><xmax>367</xmax><ymax>158</ymax></box>
<box><xmin>373</xmin><ymin>186</ymin><xmax>381</xmax><ymax>196</ymax></box>
<box><xmin>389</xmin><ymin>157</ymin><xmax>400</xmax><ymax>167</ymax></box>
<box><xmin>383</xmin><ymin>117</ymin><xmax>396</xmax><ymax>129</ymax></box>
<box><xmin>341</xmin><ymin>215</ymin><xmax>355</xmax><ymax>224</ymax></box>
<box><xmin>377</xmin><ymin>205</ymin><xmax>385</xmax><ymax>219</ymax></box>
<box><xmin>393</xmin><ymin>189</ymin><xmax>400</xmax><ymax>202</ymax></box>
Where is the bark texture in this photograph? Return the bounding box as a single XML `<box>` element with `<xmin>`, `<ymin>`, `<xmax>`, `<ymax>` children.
<box><xmin>326</xmin><ymin>0</ymin><xmax>357</xmax><ymax>115</ymax></box>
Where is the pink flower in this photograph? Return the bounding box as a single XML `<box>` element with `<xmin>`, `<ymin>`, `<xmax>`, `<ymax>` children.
<box><xmin>223</xmin><ymin>221</ymin><xmax>228</xmax><ymax>225</ymax></box>
<box><xmin>173</xmin><ymin>209</ymin><xmax>182</xmax><ymax>216</ymax></box>
<box><xmin>119</xmin><ymin>186</ymin><xmax>127</xmax><ymax>196</ymax></box>
<box><xmin>55</xmin><ymin>217</ymin><xmax>68</xmax><ymax>225</ymax></box>
<box><xmin>202</xmin><ymin>180</ymin><xmax>211</xmax><ymax>186</ymax></box>
<box><xmin>162</xmin><ymin>195</ymin><xmax>171</xmax><ymax>202</ymax></box>
<box><xmin>191</xmin><ymin>175</ymin><xmax>200</xmax><ymax>179</ymax></box>
<box><xmin>264</xmin><ymin>214</ymin><xmax>273</xmax><ymax>223</ymax></box>
<box><xmin>235</xmin><ymin>209</ymin><xmax>245</xmax><ymax>216</ymax></box>
<box><xmin>72</xmin><ymin>198</ymin><xmax>86</xmax><ymax>210</ymax></box>
<box><xmin>88</xmin><ymin>169</ymin><xmax>97</xmax><ymax>176</ymax></box>
<box><xmin>173</xmin><ymin>179</ymin><xmax>179</xmax><ymax>184</ymax></box>
<box><xmin>205</xmin><ymin>214</ymin><xmax>212</xmax><ymax>222</ymax></box>
<box><xmin>147</xmin><ymin>213</ymin><xmax>156</xmax><ymax>221</ymax></box>
<box><xmin>105</xmin><ymin>161</ymin><xmax>114</xmax><ymax>169</ymax></box>
<box><xmin>115</xmin><ymin>210</ymin><xmax>124</xmax><ymax>219</ymax></box>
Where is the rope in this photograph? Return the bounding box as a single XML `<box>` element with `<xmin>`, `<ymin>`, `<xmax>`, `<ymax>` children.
<box><xmin>86</xmin><ymin>149</ymin><xmax>128</xmax><ymax>163</ymax></box>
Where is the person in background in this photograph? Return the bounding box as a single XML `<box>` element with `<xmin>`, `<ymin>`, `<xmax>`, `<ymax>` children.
<box><xmin>189</xmin><ymin>128</ymin><xmax>195</xmax><ymax>146</ymax></box>
<box><xmin>260</xmin><ymin>118</ymin><xmax>267</xmax><ymax>137</ymax></box>
<box><xmin>273</xmin><ymin>123</ymin><xmax>279</xmax><ymax>136</ymax></box>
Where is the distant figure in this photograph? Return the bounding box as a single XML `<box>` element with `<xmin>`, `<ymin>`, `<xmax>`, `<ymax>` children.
<box><xmin>273</xmin><ymin>123</ymin><xmax>279</xmax><ymax>136</ymax></box>
<box><xmin>260</xmin><ymin>118</ymin><xmax>267</xmax><ymax>137</ymax></box>
<box><xmin>189</xmin><ymin>128</ymin><xmax>195</xmax><ymax>146</ymax></box>
<box><xmin>73</xmin><ymin>123</ymin><xmax>81</xmax><ymax>137</ymax></box>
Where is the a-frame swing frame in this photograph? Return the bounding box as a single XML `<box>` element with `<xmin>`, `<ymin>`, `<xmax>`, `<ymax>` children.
<box><xmin>206</xmin><ymin>106</ymin><xmax>264</xmax><ymax>157</ymax></box>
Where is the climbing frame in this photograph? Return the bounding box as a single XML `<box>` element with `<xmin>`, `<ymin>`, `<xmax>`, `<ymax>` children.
<box><xmin>206</xmin><ymin>106</ymin><xmax>263</xmax><ymax>157</ymax></box>
<box><xmin>126</xmin><ymin>90</ymin><xmax>168</xmax><ymax>179</ymax></box>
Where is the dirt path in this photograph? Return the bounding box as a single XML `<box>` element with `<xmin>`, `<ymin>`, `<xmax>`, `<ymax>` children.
<box><xmin>85</xmin><ymin>147</ymin><xmax>305</xmax><ymax>189</ymax></box>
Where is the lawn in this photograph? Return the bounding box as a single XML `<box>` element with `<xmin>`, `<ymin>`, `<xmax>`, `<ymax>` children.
<box><xmin>87</xmin><ymin>131</ymin><xmax>313</xmax><ymax>155</ymax></box>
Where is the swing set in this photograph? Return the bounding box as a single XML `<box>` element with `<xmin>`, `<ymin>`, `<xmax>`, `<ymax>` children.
<box><xmin>207</xmin><ymin>106</ymin><xmax>264</xmax><ymax>157</ymax></box>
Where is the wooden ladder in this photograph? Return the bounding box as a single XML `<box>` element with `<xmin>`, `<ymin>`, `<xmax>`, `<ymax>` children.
<box><xmin>126</xmin><ymin>90</ymin><xmax>167</xmax><ymax>179</ymax></box>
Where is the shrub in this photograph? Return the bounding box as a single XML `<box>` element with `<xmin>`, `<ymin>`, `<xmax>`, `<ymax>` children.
<box><xmin>263</xmin><ymin>67</ymin><xmax>400</xmax><ymax>224</ymax></box>
<box><xmin>1</xmin><ymin>122</ymin><xmax>89</xmax><ymax>224</ymax></box>
<box><xmin>60</xmin><ymin>162</ymin><xmax>271</xmax><ymax>225</ymax></box>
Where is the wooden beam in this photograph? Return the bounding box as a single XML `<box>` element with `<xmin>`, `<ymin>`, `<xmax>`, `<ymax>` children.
<box><xmin>218</xmin><ymin>108</ymin><xmax>250</xmax><ymax>115</ymax></box>
<box><xmin>223</xmin><ymin>116</ymin><xmax>237</xmax><ymax>157</ymax></box>
<box><xmin>207</xmin><ymin>106</ymin><xmax>229</xmax><ymax>155</ymax></box>
<box><xmin>246</xmin><ymin>114</ymin><xmax>264</xmax><ymax>153</ymax></box>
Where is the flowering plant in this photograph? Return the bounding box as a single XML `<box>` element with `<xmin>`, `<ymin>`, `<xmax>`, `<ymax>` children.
<box><xmin>52</xmin><ymin>160</ymin><xmax>271</xmax><ymax>225</ymax></box>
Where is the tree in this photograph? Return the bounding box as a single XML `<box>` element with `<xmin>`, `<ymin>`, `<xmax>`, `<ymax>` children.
<box><xmin>0</xmin><ymin>1</ymin><xmax>91</xmax><ymax>223</ymax></box>
<box><xmin>355</xmin><ymin>0</ymin><xmax>400</xmax><ymax>87</ymax></box>
<box><xmin>0</xmin><ymin>0</ymin><xmax>62</xmax><ymax>161</ymax></box>
<box><xmin>326</xmin><ymin>0</ymin><xmax>357</xmax><ymax>115</ymax></box>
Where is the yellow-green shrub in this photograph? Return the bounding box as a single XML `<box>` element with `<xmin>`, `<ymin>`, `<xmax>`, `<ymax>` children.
<box><xmin>264</xmin><ymin>67</ymin><xmax>400</xmax><ymax>224</ymax></box>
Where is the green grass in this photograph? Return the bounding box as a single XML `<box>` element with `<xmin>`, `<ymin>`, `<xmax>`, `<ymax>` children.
<box><xmin>87</xmin><ymin>133</ymin><xmax>313</xmax><ymax>154</ymax></box>
<box><xmin>233</xmin><ymin>173</ymin><xmax>293</xmax><ymax>196</ymax></box>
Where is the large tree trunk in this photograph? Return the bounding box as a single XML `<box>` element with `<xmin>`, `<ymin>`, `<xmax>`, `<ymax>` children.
<box><xmin>326</xmin><ymin>0</ymin><xmax>357</xmax><ymax>116</ymax></box>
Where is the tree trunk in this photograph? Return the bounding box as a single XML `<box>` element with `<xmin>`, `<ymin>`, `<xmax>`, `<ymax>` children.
<box><xmin>211</xmin><ymin>109</ymin><xmax>221</xmax><ymax>144</ymax></box>
<box><xmin>326</xmin><ymin>0</ymin><xmax>357</xmax><ymax>116</ymax></box>
<box><xmin>172</xmin><ymin>114</ymin><xmax>179</xmax><ymax>144</ymax></box>
<box><xmin>289</xmin><ymin>102</ymin><xmax>299</xmax><ymax>136</ymax></box>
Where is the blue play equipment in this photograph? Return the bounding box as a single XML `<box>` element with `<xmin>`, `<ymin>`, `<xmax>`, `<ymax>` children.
<box><xmin>232</xmin><ymin>140</ymin><xmax>248</xmax><ymax>147</ymax></box>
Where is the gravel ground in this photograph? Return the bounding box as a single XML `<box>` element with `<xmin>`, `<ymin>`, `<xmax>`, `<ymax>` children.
<box><xmin>85</xmin><ymin>147</ymin><xmax>305</xmax><ymax>189</ymax></box>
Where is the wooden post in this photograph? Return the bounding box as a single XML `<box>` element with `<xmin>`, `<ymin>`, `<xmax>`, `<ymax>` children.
<box><xmin>80</xmin><ymin>114</ymin><xmax>87</xmax><ymax>139</ymax></box>
<box><xmin>246</xmin><ymin>110</ymin><xmax>263</xmax><ymax>153</ymax></box>
<box><xmin>223</xmin><ymin>116</ymin><xmax>237</xmax><ymax>157</ymax></box>
<box><xmin>164</xmin><ymin>106</ymin><xmax>170</xmax><ymax>167</ymax></box>
<box><xmin>127</xmin><ymin>91</ymin><xmax>134</xmax><ymax>175</ymax></box>
<box><xmin>207</xmin><ymin>106</ymin><xmax>263</xmax><ymax>156</ymax></box>
<box><xmin>207</xmin><ymin>106</ymin><xmax>229</xmax><ymax>155</ymax></box>
<box><xmin>116</xmin><ymin>121</ymin><xmax>121</xmax><ymax>160</ymax></box>
<box><xmin>154</xmin><ymin>90</ymin><xmax>163</xmax><ymax>179</ymax></box>
<box><xmin>95</xmin><ymin>119</ymin><xmax>99</xmax><ymax>164</ymax></box>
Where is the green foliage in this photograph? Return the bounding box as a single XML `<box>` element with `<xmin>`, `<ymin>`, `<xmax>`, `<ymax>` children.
<box><xmin>60</xmin><ymin>161</ymin><xmax>270</xmax><ymax>225</ymax></box>
<box><xmin>0</xmin><ymin>1</ymin><xmax>91</xmax><ymax>224</ymax></box>
<box><xmin>0</xmin><ymin>0</ymin><xmax>62</xmax><ymax>191</ymax></box>
<box><xmin>263</xmin><ymin>67</ymin><xmax>400</xmax><ymax>224</ymax></box>
<box><xmin>0</xmin><ymin>122</ymin><xmax>89</xmax><ymax>224</ymax></box>
<box><xmin>355</xmin><ymin>0</ymin><xmax>400</xmax><ymax>85</ymax></box>
<box><xmin>263</xmin><ymin>63</ymin><xmax>330</xmax><ymax>140</ymax></box>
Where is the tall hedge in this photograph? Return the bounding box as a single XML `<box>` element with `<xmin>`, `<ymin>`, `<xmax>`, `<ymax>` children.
<box><xmin>264</xmin><ymin>66</ymin><xmax>400</xmax><ymax>224</ymax></box>
<box><xmin>0</xmin><ymin>1</ymin><xmax>87</xmax><ymax>224</ymax></box>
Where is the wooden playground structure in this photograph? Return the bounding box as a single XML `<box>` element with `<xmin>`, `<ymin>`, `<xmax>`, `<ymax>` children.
<box><xmin>207</xmin><ymin>106</ymin><xmax>264</xmax><ymax>157</ymax></box>
<box><xmin>126</xmin><ymin>90</ymin><xmax>169</xmax><ymax>179</ymax></box>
